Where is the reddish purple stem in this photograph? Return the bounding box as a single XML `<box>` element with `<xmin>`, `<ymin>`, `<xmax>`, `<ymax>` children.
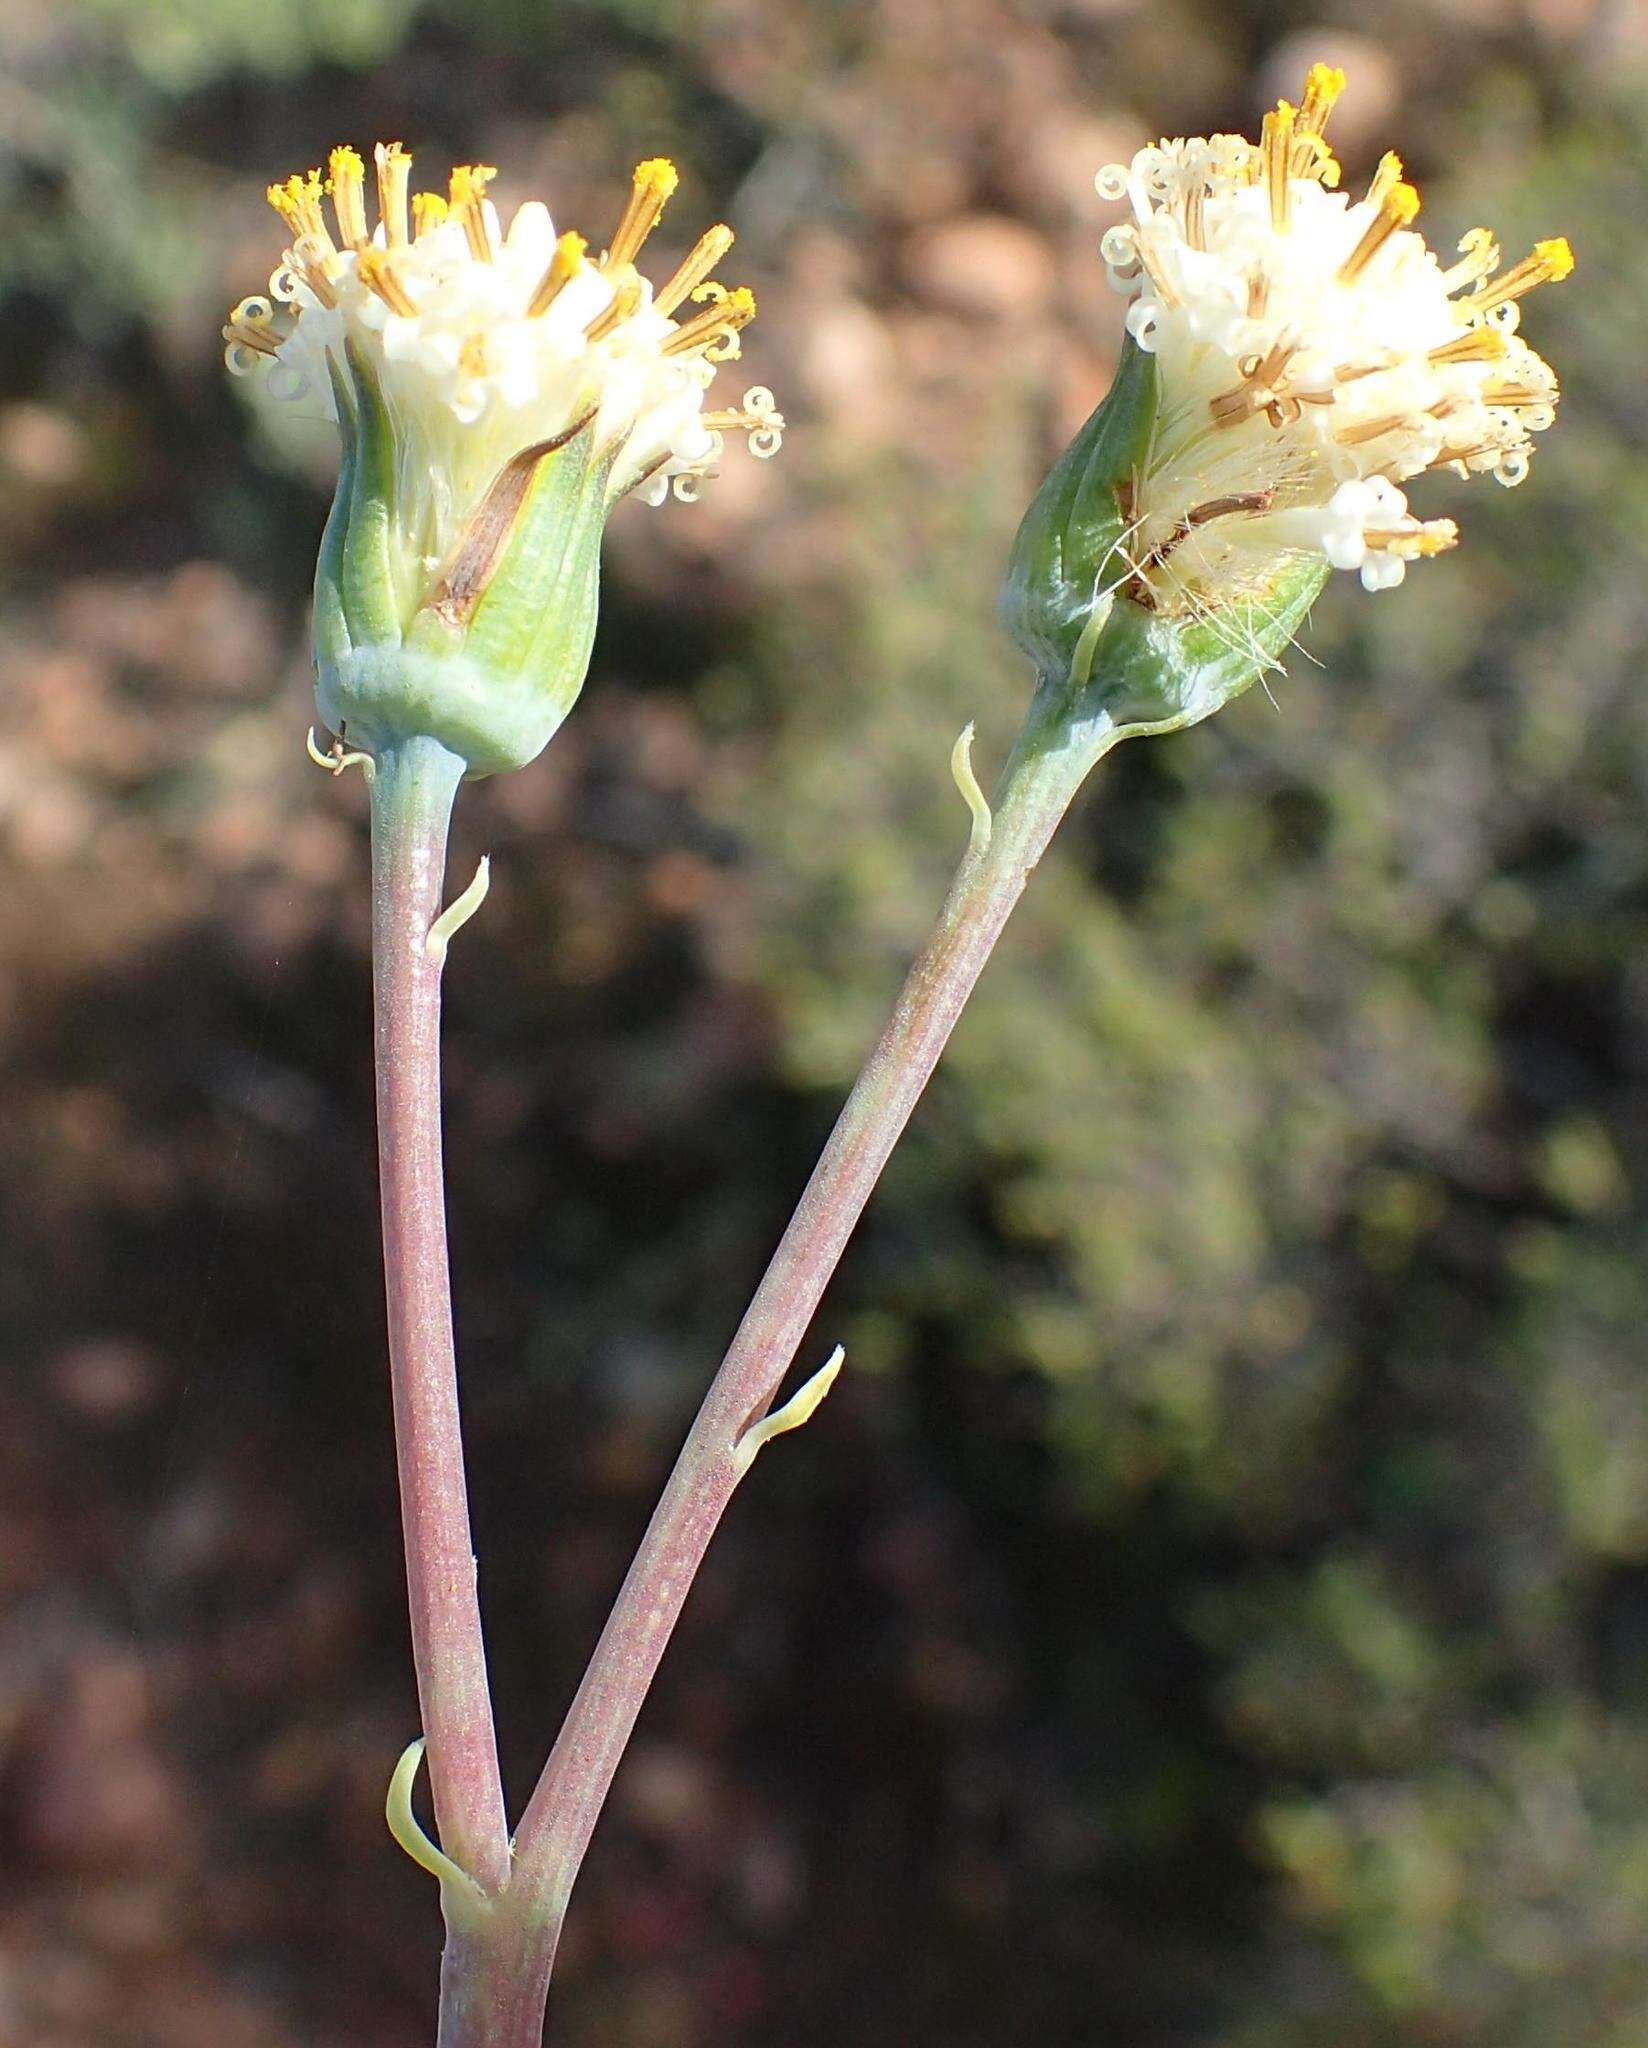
<box><xmin>370</xmin><ymin>736</ymin><xmax>512</xmax><ymax>1902</ymax></box>
<box><xmin>504</xmin><ymin>717</ymin><xmax>1103</xmax><ymax>1996</ymax></box>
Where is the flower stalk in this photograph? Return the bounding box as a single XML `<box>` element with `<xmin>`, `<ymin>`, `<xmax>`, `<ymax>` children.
<box><xmin>369</xmin><ymin>734</ymin><xmax>511</xmax><ymax>1901</ymax></box>
<box><xmin>502</xmin><ymin>665</ymin><xmax>1129</xmax><ymax>1979</ymax></box>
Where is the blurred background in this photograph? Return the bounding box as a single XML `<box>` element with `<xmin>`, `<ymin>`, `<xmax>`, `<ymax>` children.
<box><xmin>1</xmin><ymin>1</ymin><xmax>1646</xmax><ymax>2042</ymax></box>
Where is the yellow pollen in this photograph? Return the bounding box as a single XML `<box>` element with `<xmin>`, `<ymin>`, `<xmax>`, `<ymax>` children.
<box><xmin>356</xmin><ymin>248</ymin><xmax>417</xmax><ymax>317</ymax></box>
<box><xmin>1296</xmin><ymin>62</ymin><xmax>1347</xmax><ymax>136</ymax></box>
<box><xmin>448</xmin><ymin>165</ymin><xmax>498</xmax><ymax>262</ymax></box>
<box><xmin>1366</xmin><ymin>151</ymin><xmax>1404</xmax><ymax>211</ymax></box>
<box><xmin>585</xmin><ymin>273</ymin><xmax>643</xmax><ymax>341</ymax></box>
<box><xmin>604</xmin><ymin>157</ymin><xmax>679</xmax><ymax>272</ymax></box>
<box><xmin>1465</xmin><ymin>236</ymin><xmax>1574</xmax><ymax>316</ymax></box>
<box><xmin>411</xmin><ymin>191</ymin><xmax>449</xmax><ymax>238</ymax></box>
<box><xmin>328</xmin><ymin>146</ymin><xmax>370</xmax><ymax>250</ymax></box>
<box><xmin>268</xmin><ymin>170</ymin><xmax>330</xmax><ymax>249</ymax></box>
<box><xmin>1427</xmin><ymin>328</ymin><xmax>1510</xmax><ymax>367</ymax></box>
<box><xmin>1365</xmin><ymin>520</ymin><xmax>1459</xmax><ymax>558</ymax></box>
<box><xmin>663</xmin><ymin>283</ymin><xmax>756</xmax><ymax>356</ymax></box>
<box><xmin>375</xmin><ymin>142</ymin><xmax>411</xmax><ymax>247</ymax></box>
<box><xmin>1339</xmin><ymin>181</ymin><xmax>1421</xmax><ymax>282</ymax></box>
<box><xmin>459</xmin><ymin>334</ymin><xmax>489</xmax><ymax>379</ymax></box>
<box><xmin>654</xmin><ymin>223</ymin><xmax>735</xmax><ymax>316</ymax></box>
<box><xmin>527</xmin><ymin>230</ymin><xmax>588</xmax><ymax>316</ymax></box>
<box><xmin>1263</xmin><ymin>103</ymin><xmax>1296</xmax><ymax>231</ymax></box>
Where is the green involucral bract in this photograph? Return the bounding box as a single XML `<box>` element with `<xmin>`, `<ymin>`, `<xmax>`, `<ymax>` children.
<box><xmin>999</xmin><ymin>339</ymin><xmax>1328</xmax><ymax>751</ymax></box>
<box><xmin>313</xmin><ymin>346</ymin><xmax>617</xmax><ymax>778</ymax></box>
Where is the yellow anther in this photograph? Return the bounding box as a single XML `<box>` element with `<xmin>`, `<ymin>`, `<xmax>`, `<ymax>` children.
<box><xmin>1262</xmin><ymin>103</ymin><xmax>1296</xmax><ymax>231</ymax></box>
<box><xmin>356</xmin><ymin>248</ymin><xmax>417</xmax><ymax>317</ymax></box>
<box><xmin>1535</xmin><ymin>236</ymin><xmax>1576</xmax><ymax>280</ymax></box>
<box><xmin>654</xmin><ymin>223</ymin><xmax>735</xmax><ymax>316</ymax></box>
<box><xmin>527</xmin><ymin>230</ymin><xmax>587</xmax><ymax>316</ymax></box>
<box><xmin>375</xmin><ymin>141</ymin><xmax>411</xmax><ymax>247</ymax></box>
<box><xmin>1365</xmin><ymin>150</ymin><xmax>1404</xmax><ymax>211</ymax></box>
<box><xmin>328</xmin><ymin>145</ymin><xmax>369</xmax><ymax>250</ymax></box>
<box><xmin>662</xmin><ymin>283</ymin><xmax>756</xmax><ymax>356</ymax></box>
<box><xmin>448</xmin><ymin>165</ymin><xmax>498</xmax><ymax>262</ymax></box>
<box><xmin>604</xmin><ymin>156</ymin><xmax>679</xmax><ymax>271</ymax></box>
<box><xmin>585</xmin><ymin>273</ymin><xmax>642</xmax><ymax>341</ymax></box>
<box><xmin>1365</xmin><ymin>519</ymin><xmax>1459</xmax><ymax>559</ymax></box>
<box><xmin>267</xmin><ymin>170</ymin><xmax>329</xmax><ymax>248</ymax></box>
<box><xmin>1465</xmin><ymin>236</ymin><xmax>1574</xmax><ymax>317</ymax></box>
<box><xmin>1296</xmin><ymin>62</ymin><xmax>1347</xmax><ymax>137</ymax></box>
<box><xmin>411</xmin><ymin>191</ymin><xmax>449</xmax><ymax>238</ymax></box>
<box><xmin>1338</xmin><ymin>180</ymin><xmax>1420</xmax><ymax>282</ymax></box>
<box><xmin>1427</xmin><ymin>327</ymin><xmax>1509</xmax><ymax>367</ymax></box>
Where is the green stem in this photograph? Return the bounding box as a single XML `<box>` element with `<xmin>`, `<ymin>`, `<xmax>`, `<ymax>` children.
<box><xmin>505</xmin><ymin>681</ymin><xmax>1116</xmax><ymax>1995</ymax></box>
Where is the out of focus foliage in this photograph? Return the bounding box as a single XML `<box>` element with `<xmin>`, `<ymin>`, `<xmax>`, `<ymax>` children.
<box><xmin>2</xmin><ymin>2</ymin><xmax>1646</xmax><ymax>2045</ymax></box>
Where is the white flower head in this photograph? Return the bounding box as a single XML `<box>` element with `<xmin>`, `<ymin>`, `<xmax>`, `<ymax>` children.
<box><xmin>225</xmin><ymin>146</ymin><xmax>784</xmax><ymax>576</ymax></box>
<box><xmin>1093</xmin><ymin>63</ymin><xmax>1571</xmax><ymax>610</ymax></box>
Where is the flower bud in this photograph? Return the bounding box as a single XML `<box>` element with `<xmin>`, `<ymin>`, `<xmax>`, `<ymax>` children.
<box><xmin>1001</xmin><ymin>341</ymin><xmax>1326</xmax><ymax>735</ymax></box>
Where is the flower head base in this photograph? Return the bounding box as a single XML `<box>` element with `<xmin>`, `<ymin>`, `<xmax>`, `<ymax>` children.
<box><xmin>226</xmin><ymin>146</ymin><xmax>784</xmax><ymax>774</ymax></box>
<box><xmin>1092</xmin><ymin>63</ymin><xmax>1569</xmax><ymax>605</ymax></box>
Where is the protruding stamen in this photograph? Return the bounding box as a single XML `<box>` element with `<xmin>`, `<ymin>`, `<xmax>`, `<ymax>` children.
<box><xmin>1336</xmin><ymin>412</ymin><xmax>1409</xmax><ymax>446</ymax></box>
<box><xmin>1183</xmin><ymin>176</ymin><xmax>1207</xmax><ymax>250</ymax></box>
<box><xmin>1184</xmin><ymin>490</ymin><xmax>1276</xmax><ymax>525</ymax></box>
<box><xmin>328</xmin><ymin>146</ymin><xmax>370</xmax><ymax>250</ymax></box>
<box><xmin>1365</xmin><ymin>151</ymin><xmax>1404</xmax><ymax>211</ymax></box>
<box><xmin>1134</xmin><ymin>228</ymin><xmax>1181</xmax><ymax>306</ymax></box>
<box><xmin>527</xmin><ymin>230</ymin><xmax>588</xmax><ymax>316</ymax></box>
<box><xmin>411</xmin><ymin>191</ymin><xmax>449</xmax><ymax>239</ymax></box>
<box><xmin>1290</xmin><ymin>65</ymin><xmax>1344</xmax><ymax>186</ymax></box>
<box><xmin>1332</xmin><ymin>350</ymin><xmax>1401</xmax><ymax>384</ymax></box>
<box><xmin>1263</xmin><ymin>103</ymin><xmax>1296</xmax><ymax>231</ymax></box>
<box><xmin>1210</xmin><ymin>333</ymin><xmax>1299</xmax><ymax>426</ymax></box>
<box><xmin>702</xmin><ymin>384</ymin><xmax>786</xmax><ymax>456</ymax></box>
<box><xmin>375</xmin><ymin>142</ymin><xmax>411</xmax><ymax>247</ymax></box>
<box><xmin>585</xmin><ymin>273</ymin><xmax>642</xmax><ymax>341</ymax></box>
<box><xmin>662</xmin><ymin>284</ymin><xmax>756</xmax><ymax>357</ymax></box>
<box><xmin>267</xmin><ymin>170</ymin><xmax>331</xmax><ymax>251</ymax></box>
<box><xmin>448</xmin><ymin>165</ymin><xmax>497</xmax><ymax>263</ymax></box>
<box><xmin>654</xmin><ymin>223</ymin><xmax>735</xmax><ymax>316</ymax></box>
<box><xmin>1463</xmin><ymin>237</ymin><xmax>1574</xmax><ymax>318</ymax></box>
<box><xmin>1440</xmin><ymin>227</ymin><xmax>1500</xmax><ymax>293</ymax></box>
<box><xmin>604</xmin><ymin>157</ymin><xmax>679</xmax><ymax>272</ymax></box>
<box><xmin>1338</xmin><ymin>181</ymin><xmax>1420</xmax><ymax>282</ymax></box>
<box><xmin>1482</xmin><ymin>377</ymin><xmax>1560</xmax><ymax>411</ymax></box>
<box><xmin>1427</xmin><ymin>328</ymin><xmax>1509</xmax><ymax>367</ymax></box>
<box><xmin>356</xmin><ymin>248</ymin><xmax>417</xmax><ymax>317</ymax></box>
<box><xmin>1296</xmin><ymin>62</ymin><xmax>1346</xmax><ymax>138</ymax></box>
<box><xmin>1364</xmin><ymin>518</ymin><xmax>1459</xmax><ymax>558</ymax></box>
<box><xmin>222</xmin><ymin>305</ymin><xmax>283</xmax><ymax>366</ymax></box>
<box><xmin>291</xmin><ymin>233</ymin><xmax>339</xmax><ymax>308</ymax></box>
